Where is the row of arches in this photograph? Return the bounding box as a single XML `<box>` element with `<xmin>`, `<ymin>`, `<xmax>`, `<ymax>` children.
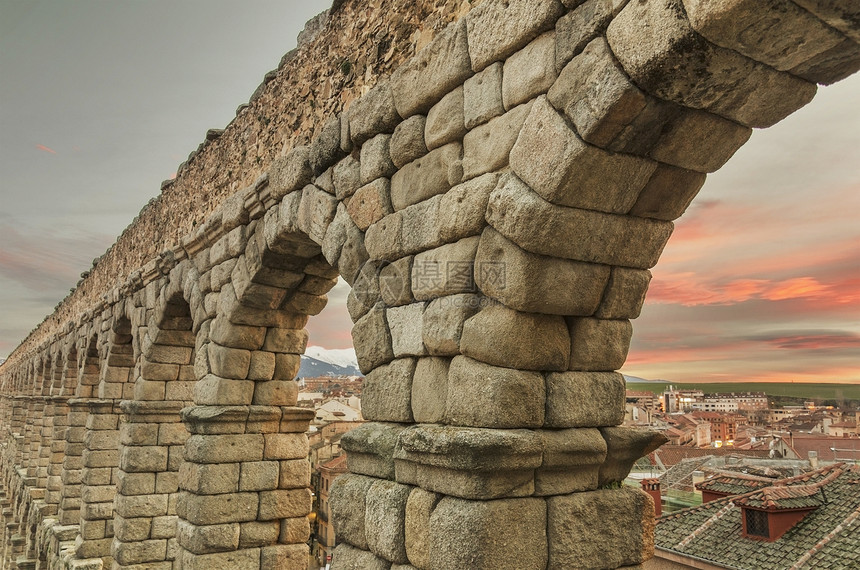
<box><xmin>0</xmin><ymin>221</ymin><xmax>336</xmax><ymax>568</ymax></box>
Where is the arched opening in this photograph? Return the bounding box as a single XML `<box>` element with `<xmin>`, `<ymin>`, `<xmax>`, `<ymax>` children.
<box><xmin>111</xmin><ymin>290</ymin><xmax>196</xmax><ymax>568</ymax></box>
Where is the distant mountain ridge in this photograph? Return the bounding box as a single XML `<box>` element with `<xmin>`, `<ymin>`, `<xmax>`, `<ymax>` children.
<box><xmin>624</xmin><ymin>374</ymin><xmax>658</xmax><ymax>383</ymax></box>
<box><xmin>298</xmin><ymin>347</ymin><xmax>361</xmax><ymax>378</ymax></box>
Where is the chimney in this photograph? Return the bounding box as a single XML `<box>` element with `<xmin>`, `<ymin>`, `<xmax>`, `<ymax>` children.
<box><xmin>641</xmin><ymin>478</ymin><xmax>662</xmax><ymax>517</ymax></box>
<box><xmin>808</xmin><ymin>450</ymin><xmax>818</xmax><ymax>469</ymax></box>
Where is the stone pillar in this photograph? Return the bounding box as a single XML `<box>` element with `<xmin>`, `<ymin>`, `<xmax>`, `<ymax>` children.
<box><xmin>58</xmin><ymin>399</ymin><xmax>89</xmax><ymax>526</ymax></box>
<box><xmin>76</xmin><ymin>399</ymin><xmax>121</xmax><ymax>564</ymax></box>
<box><xmin>176</xmin><ymin>404</ymin><xmax>313</xmax><ymax>569</ymax></box>
<box><xmin>111</xmin><ymin>400</ymin><xmax>187</xmax><ymax>569</ymax></box>
<box><xmin>45</xmin><ymin>397</ymin><xmax>71</xmax><ymax>512</ymax></box>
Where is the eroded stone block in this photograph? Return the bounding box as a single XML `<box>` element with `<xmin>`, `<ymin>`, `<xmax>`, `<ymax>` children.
<box><xmin>430</xmin><ymin>497</ymin><xmax>548</xmax><ymax>570</ymax></box>
<box><xmin>547</xmin><ymin>488</ymin><xmax>654</xmax><ymax>569</ymax></box>
<box><xmin>460</xmin><ymin>302</ymin><xmax>570</xmax><ymax>372</ymax></box>
<box><xmin>447</xmin><ymin>356</ymin><xmax>545</xmax><ymax>428</ymax></box>
<box><xmin>545</xmin><ymin>371</ymin><xmax>625</xmax><ymax>427</ymax></box>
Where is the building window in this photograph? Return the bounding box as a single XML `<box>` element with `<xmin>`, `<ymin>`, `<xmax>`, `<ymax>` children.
<box><xmin>745</xmin><ymin>509</ymin><xmax>769</xmax><ymax>538</ymax></box>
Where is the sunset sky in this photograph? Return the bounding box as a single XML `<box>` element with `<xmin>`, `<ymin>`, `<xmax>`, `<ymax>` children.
<box><xmin>1</xmin><ymin>1</ymin><xmax>858</xmax><ymax>383</ymax></box>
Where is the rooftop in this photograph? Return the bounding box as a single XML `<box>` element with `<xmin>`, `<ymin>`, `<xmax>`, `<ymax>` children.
<box><xmin>655</xmin><ymin>463</ymin><xmax>860</xmax><ymax>569</ymax></box>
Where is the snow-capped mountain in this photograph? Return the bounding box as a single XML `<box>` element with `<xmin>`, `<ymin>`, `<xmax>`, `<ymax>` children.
<box><xmin>298</xmin><ymin>347</ymin><xmax>361</xmax><ymax>378</ymax></box>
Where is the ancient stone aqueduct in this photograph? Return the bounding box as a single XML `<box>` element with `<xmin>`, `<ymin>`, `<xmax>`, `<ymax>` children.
<box><xmin>1</xmin><ymin>0</ymin><xmax>858</xmax><ymax>568</ymax></box>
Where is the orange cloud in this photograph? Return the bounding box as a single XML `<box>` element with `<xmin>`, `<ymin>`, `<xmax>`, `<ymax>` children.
<box><xmin>647</xmin><ymin>274</ymin><xmax>858</xmax><ymax>308</ymax></box>
<box><xmin>36</xmin><ymin>144</ymin><xmax>57</xmax><ymax>154</ymax></box>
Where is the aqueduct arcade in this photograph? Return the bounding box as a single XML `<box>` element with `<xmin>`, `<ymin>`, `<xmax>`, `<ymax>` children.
<box><xmin>1</xmin><ymin>0</ymin><xmax>858</xmax><ymax>568</ymax></box>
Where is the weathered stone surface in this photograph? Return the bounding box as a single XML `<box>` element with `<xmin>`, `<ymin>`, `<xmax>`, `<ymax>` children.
<box><xmin>352</xmin><ymin>304</ymin><xmax>394</xmax><ymax>374</ymax></box>
<box><xmin>598</xmin><ymin>427</ymin><xmax>668</xmax><ymax>486</ymax></box>
<box><xmin>447</xmin><ymin>356</ymin><xmax>545</xmax><ymax>428</ymax></box>
<box><xmin>486</xmin><ymin>174</ymin><xmax>674</xmax><ymax>270</ymax></box>
<box><xmin>180</xmin><ymin>462</ymin><xmax>240</xmax><ymax>495</ymax></box>
<box><xmin>351</xmin><ymin>261</ymin><xmax>384</xmax><ymax>319</ymax></box>
<box><xmin>348</xmin><ymin>82</ymin><xmax>401</xmax><ymax>146</ymax></box>
<box><xmin>411</xmin><ymin>356</ymin><xmax>450</xmax><ymax>424</ymax></box>
<box><xmin>390</xmin><ymin>20</ymin><xmax>473</xmax><ymax>117</ymax></box>
<box><xmin>237</xmin><ymin>520</ymin><xmax>279</xmax><ymax>548</ymax></box>
<box><xmin>176</xmin><ymin>520</ymin><xmax>239</xmax><ymax>555</ymax></box>
<box><xmin>545</xmin><ymin>371</ymin><xmax>626</xmax><ymax>428</ymax></box>
<box><xmin>549</xmin><ymin>35</ymin><xmax>647</xmax><ymax>149</ymax></box>
<box><xmin>789</xmin><ymin>37</ymin><xmax>860</xmax><ymax>86</ymax></box>
<box><xmin>185</xmin><ymin>434</ymin><xmax>264</xmax><ymax>463</ymax></box>
<box><xmin>341</xmin><ymin>423</ymin><xmax>406</xmax><ymax>480</ymax></box>
<box><xmin>365</xmin><ymin>211</ymin><xmax>403</xmax><ymax>261</ymax></box>
<box><xmin>258</xmin><ymin>488</ymin><xmax>311</xmax><ymax>520</ymax></box>
<box><xmin>629</xmin><ymin>164</ymin><xmax>706</xmax><ymax>221</ymax></box>
<box><xmin>568</xmin><ymin>318</ymin><xmax>633</xmax><ymax>371</ymax></box>
<box><xmin>379</xmin><ymin>256</ymin><xmax>413</xmax><ymax>307</ymax></box>
<box><xmin>460</xmin><ymin>302</ymin><xmax>570</xmax><ymax>372</ymax></box>
<box><xmin>424</xmin><ymin>87</ymin><xmax>466</xmax><ymax>151</ymax></box>
<box><xmin>297</xmin><ymin>184</ymin><xmax>338</xmax><ymax>245</ymax></box>
<box><xmin>438</xmin><ymin>173</ymin><xmax>497</xmax><ymax>243</ymax></box>
<box><xmin>390</xmin><ymin>115</ymin><xmax>428</xmax><ymax>168</ymax></box>
<box><xmin>430</xmin><ymin>497</ymin><xmax>548</xmax><ymax>570</ymax></box>
<box><xmin>310</xmin><ymin>116</ymin><xmax>343</xmax><ymax>175</ymax></box>
<box><xmin>337</xmin><ymin>220</ymin><xmax>369</xmax><ymax>286</ymax></box>
<box><xmin>792</xmin><ymin>0</ymin><xmax>860</xmax><ymax>43</ymax></box>
<box><xmin>390</xmin><ymin>143</ymin><xmax>462</xmax><ymax>212</ymax></box>
<box><xmin>248</xmin><ymin>351</ymin><xmax>276</xmax><ymax>381</ymax></box>
<box><xmin>177</xmin><ymin>547</ymin><xmax>261</xmax><ymax>569</ymax></box>
<box><xmin>260</xmin><ymin>544</ymin><xmax>308</xmax><ymax>568</ymax></box>
<box><xmin>683</xmin><ymin>0</ymin><xmax>843</xmax><ymax>71</ymax></box>
<box><xmin>422</xmin><ymin>293</ymin><xmax>482</xmax><ymax>356</ymax></box>
<box><xmin>194</xmin><ymin>375</ymin><xmax>253</xmax><ymax>406</ymax></box>
<box><xmin>535</xmin><ymin>428</ymin><xmax>607</xmax><ymax>495</ymax></box>
<box><xmin>547</xmin><ymin>488</ymin><xmax>654</xmax><ymax>569</ymax></box>
<box><xmin>510</xmin><ymin>97</ymin><xmax>656</xmax><ymax>213</ymax></box>
<box><xmin>475</xmin><ymin>227</ymin><xmax>610</xmax><ymax>316</ymax></box>
<box><xmin>462</xmin><ymin>100</ymin><xmax>532</xmax><ymax>180</ymax></box>
<box><xmin>329</xmin><ymin>474</ymin><xmax>376</xmax><ymax>550</ymax></box>
<box><xmin>330</xmin><ymin>543</ymin><xmax>392</xmax><ymax>570</ymax></box>
<box><xmin>405</xmin><ymin>488</ymin><xmax>439</xmax><ymax>569</ymax></box>
<box><xmin>395</xmin><ymin>425</ymin><xmax>542</xmax><ymax>499</ymax></box>
<box><xmin>333</xmin><ymin>156</ymin><xmax>362</xmax><ymax>200</ymax></box>
<box><xmin>361</xmin><ymin>359</ymin><xmax>416</xmax><ymax>423</ymax></box>
<box><xmin>179</xmin><ymin>492</ymin><xmax>259</xmax><ymax>525</ymax></box>
<box><xmin>365</xmin><ymin>480</ymin><xmax>411</xmax><ymax>564</ymax></box>
<box><xmin>399</xmin><ymin>195</ymin><xmax>444</xmax><ymax>255</ymax></box>
<box><xmin>464</xmin><ymin>62</ymin><xmax>504</xmax><ymax>129</ymax></box>
<box><xmin>606</xmin><ymin>0</ymin><xmax>817</xmax><ymax>128</ymax></box>
<box><xmin>387</xmin><ymin>304</ymin><xmax>427</xmax><ymax>357</ymax></box>
<box><xmin>555</xmin><ymin>0</ymin><xmax>628</xmax><ymax>72</ymax></box>
<box><xmin>270</xmin><ymin>146</ymin><xmax>312</xmax><ymax>200</ymax></box>
<box><xmin>503</xmin><ymin>31</ymin><xmax>557</xmax><ymax>110</ymax></box>
<box><xmin>207</xmin><ymin>343</ymin><xmax>251</xmax><ymax>380</ymax></box>
<box><xmin>595</xmin><ymin>267</ymin><xmax>652</xmax><ymax>320</ymax></box>
<box><xmin>465</xmin><ymin>0</ymin><xmax>564</xmax><ymax>71</ymax></box>
<box><xmin>361</xmin><ymin>135</ymin><xmax>396</xmax><ymax>185</ymax></box>
<box><xmin>348</xmin><ymin>179</ymin><xmax>393</xmax><ymax>231</ymax></box>
<box><xmin>411</xmin><ymin>237</ymin><xmax>480</xmax><ymax>301</ymax></box>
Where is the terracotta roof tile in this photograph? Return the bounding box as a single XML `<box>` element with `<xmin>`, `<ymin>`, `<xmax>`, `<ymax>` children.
<box><xmin>655</xmin><ymin>464</ymin><xmax>860</xmax><ymax>569</ymax></box>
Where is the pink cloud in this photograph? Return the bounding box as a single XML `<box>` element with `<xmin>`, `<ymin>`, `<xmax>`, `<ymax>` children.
<box><xmin>36</xmin><ymin>144</ymin><xmax>57</xmax><ymax>154</ymax></box>
<box><xmin>647</xmin><ymin>273</ymin><xmax>859</xmax><ymax>308</ymax></box>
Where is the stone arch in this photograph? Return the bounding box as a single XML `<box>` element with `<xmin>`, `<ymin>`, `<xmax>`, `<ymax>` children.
<box><xmin>100</xmin><ymin>315</ymin><xmax>135</xmax><ymax>400</ymax></box>
<box><xmin>172</xmin><ymin>212</ymin><xmax>339</xmax><ymax>566</ymax></box>
<box><xmin>0</xmin><ymin>1</ymin><xmax>857</xmax><ymax>568</ymax></box>
<box><xmin>77</xmin><ymin>332</ymin><xmax>101</xmax><ymax>398</ymax></box>
<box><xmin>111</xmin><ymin>276</ymin><xmax>197</xmax><ymax>568</ymax></box>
